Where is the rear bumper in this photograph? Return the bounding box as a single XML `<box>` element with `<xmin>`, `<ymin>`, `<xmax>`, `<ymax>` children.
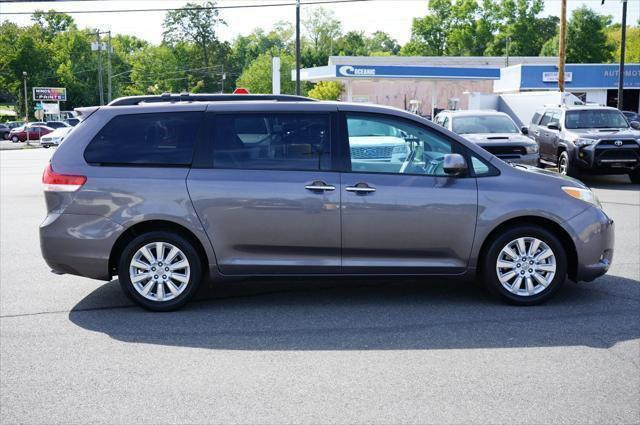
<box><xmin>564</xmin><ymin>206</ymin><xmax>615</xmax><ymax>282</ymax></box>
<box><xmin>40</xmin><ymin>213</ymin><xmax>124</xmax><ymax>281</ymax></box>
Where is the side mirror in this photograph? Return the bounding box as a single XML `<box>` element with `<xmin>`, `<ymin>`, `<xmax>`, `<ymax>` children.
<box><xmin>547</xmin><ymin>122</ymin><xmax>560</xmax><ymax>131</ymax></box>
<box><xmin>443</xmin><ymin>153</ymin><xmax>468</xmax><ymax>175</ymax></box>
<box><xmin>630</xmin><ymin>121</ymin><xmax>640</xmax><ymax>130</ymax></box>
<box><xmin>521</xmin><ymin>126</ymin><xmax>529</xmax><ymax>135</ymax></box>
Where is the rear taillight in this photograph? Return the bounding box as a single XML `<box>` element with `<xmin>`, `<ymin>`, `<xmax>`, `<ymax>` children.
<box><xmin>42</xmin><ymin>164</ymin><xmax>86</xmax><ymax>192</ymax></box>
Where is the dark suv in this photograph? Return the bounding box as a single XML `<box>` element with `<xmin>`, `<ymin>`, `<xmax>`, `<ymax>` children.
<box><xmin>40</xmin><ymin>94</ymin><xmax>614</xmax><ymax>311</ymax></box>
<box><xmin>528</xmin><ymin>105</ymin><xmax>640</xmax><ymax>183</ymax></box>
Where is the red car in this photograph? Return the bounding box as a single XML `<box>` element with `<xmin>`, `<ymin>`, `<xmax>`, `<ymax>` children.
<box><xmin>9</xmin><ymin>125</ymin><xmax>54</xmax><ymax>142</ymax></box>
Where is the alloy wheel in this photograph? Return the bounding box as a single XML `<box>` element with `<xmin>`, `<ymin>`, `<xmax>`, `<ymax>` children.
<box><xmin>495</xmin><ymin>237</ymin><xmax>556</xmax><ymax>296</ymax></box>
<box><xmin>129</xmin><ymin>241</ymin><xmax>191</xmax><ymax>302</ymax></box>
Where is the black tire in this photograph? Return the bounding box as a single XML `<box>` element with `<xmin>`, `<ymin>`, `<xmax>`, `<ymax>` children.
<box><xmin>482</xmin><ymin>226</ymin><xmax>567</xmax><ymax>306</ymax></box>
<box><xmin>558</xmin><ymin>150</ymin><xmax>580</xmax><ymax>178</ymax></box>
<box><xmin>11</xmin><ymin>136</ymin><xmax>19</xmax><ymax>143</ymax></box>
<box><xmin>118</xmin><ymin>231</ymin><xmax>203</xmax><ymax>311</ymax></box>
<box><xmin>629</xmin><ymin>170</ymin><xmax>640</xmax><ymax>184</ymax></box>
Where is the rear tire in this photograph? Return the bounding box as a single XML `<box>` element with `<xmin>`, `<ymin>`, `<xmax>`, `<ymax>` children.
<box><xmin>118</xmin><ymin>231</ymin><xmax>202</xmax><ymax>311</ymax></box>
<box><xmin>629</xmin><ymin>170</ymin><xmax>640</xmax><ymax>184</ymax></box>
<box><xmin>558</xmin><ymin>151</ymin><xmax>579</xmax><ymax>178</ymax></box>
<box><xmin>482</xmin><ymin>226</ymin><xmax>567</xmax><ymax>306</ymax></box>
<box><xmin>11</xmin><ymin>136</ymin><xmax>18</xmax><ymax>143</ymax></box>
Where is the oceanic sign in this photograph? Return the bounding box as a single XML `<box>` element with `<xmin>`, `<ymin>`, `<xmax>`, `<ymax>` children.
<box><xmin>32</xmin><ymin>87</ymin><xmax>67</xmax><ymax>102</ymax></box>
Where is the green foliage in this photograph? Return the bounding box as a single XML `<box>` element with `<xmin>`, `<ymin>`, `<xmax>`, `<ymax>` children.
<box><xmin>606</xmin><ymin>25</ymin><xmax>640</xmax><ymax>63</ymax></box>
<box><xmin>540</xmin><ymin>6</ymin><xmax>615</xmax><ymax>63</ymax></box>
<box><xmin>308</xmin><ymin>81</ymin><xmax>343</xmax><ymax>100</ymax></box>
<box><xmin>236</xmin><ymin>53</ymin><xmax>301</xmax><ymax>95</ymax></box>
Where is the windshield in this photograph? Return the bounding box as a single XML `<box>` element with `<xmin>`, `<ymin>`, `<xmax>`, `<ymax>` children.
<box><xmin>565</xmin><ymin>110</ymin><xmax>629</xmax><ymax>129</ymax></box>
<box><xmin>452</xmin><ymin>115</ymin><xmax>519</xmax><ymax>134</ymax></box>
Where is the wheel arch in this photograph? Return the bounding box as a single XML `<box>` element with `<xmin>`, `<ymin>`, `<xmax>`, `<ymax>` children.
<box><xmin>476</xmin><ymin>216</ymin><xmax>578</xmax><ymax>281</ymax></box>
<box><xmin>109</xmin><ymin>219</ymin><xmax>210</xmax><ymax>277</ymax></box>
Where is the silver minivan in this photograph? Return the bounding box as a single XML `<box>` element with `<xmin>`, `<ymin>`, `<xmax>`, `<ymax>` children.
<box><xmin>40</xmin><ymin>94</ymin><xmax>614</xmax><ymax>311</ymax></box>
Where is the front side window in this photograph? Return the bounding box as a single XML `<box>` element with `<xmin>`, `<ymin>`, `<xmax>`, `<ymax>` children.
<box><xmin>452</xmin><ymin>115</ymin><xmax>519</xmax><ymax>134</ymax></box>
<box><xmin>565</xmin><ymin>109</ymin><xmax>629</xmax><ymax>129</ymax></box>
<box><xmin>539</xmin><ymin>111</ymin><xmax>555</xmax><ymax>127</ymax></box>
<box><xmin>346</xmin><ymin>113</ymin><xmax>455</xmax><ymax>176</ymax></box>
<box><xmin>213</xmin><ymin>113</ymin><xmax>331</xmax><ymax>171</ymax></box>
<box><xmin>84</xmin><ymin>112</ymin><xmax>202</xmax><ymax>166</ymax></box>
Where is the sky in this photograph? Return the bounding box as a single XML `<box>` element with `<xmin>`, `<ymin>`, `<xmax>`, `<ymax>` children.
<box><xmin>1</xmin><ymin>0</ymin><xmax>639</xmax><ymax>46</ymax></box>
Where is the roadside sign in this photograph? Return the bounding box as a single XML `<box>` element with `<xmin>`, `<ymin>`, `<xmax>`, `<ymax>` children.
<box><xmin>34</xmin><ymin>110</ymin><xmax>44</xmax><ymax>120</ymax></box>
<box><xmin>34</xmin><ymin>103</ymin><xmax>44</xmax><ymax>111</ymax></box>
<box><xmin>33</xmin><ymin>87</ymin><xmax>67</xmax><ymax>102</ymax></box>
<box><xmin>233</xmin><ymin>88</ymin><xmax>250</xmax><ymax>94</ymax></box>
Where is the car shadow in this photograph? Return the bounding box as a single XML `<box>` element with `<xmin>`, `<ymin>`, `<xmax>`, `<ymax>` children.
<box><xmin>68</xmin><ymin>274</ymin><xmax>640</xmax><ymax>351</ymax></box>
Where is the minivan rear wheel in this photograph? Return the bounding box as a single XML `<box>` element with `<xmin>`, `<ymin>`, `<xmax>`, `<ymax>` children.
<box><xmin>118</xmin><ymin>231</ymin><xmax>202</xmax><ymax>311</ymax></box>
<box><xmin>482</xmin><ymin>226</ymin><xmax>567</xmax><ymax>305</ymax></box>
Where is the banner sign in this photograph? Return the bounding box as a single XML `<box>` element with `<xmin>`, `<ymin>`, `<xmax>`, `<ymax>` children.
<box><xmin>33</xmin><ymin>87</ymin><xmax>67</xmax><ymax>102</ymax></box>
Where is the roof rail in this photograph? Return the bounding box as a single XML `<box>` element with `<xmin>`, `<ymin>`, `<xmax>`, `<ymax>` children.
<box><xmin>108</xmin><ymin>92</ymin><xmax>316</xmax><ymax>106</ymax></box>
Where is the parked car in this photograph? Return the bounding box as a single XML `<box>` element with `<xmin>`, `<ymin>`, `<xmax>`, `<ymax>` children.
<box><xmin>45</xmin><ymin>121</ymin><xmax>71</xmax><ymax>129</ymax></box>
<box><xmin>0</xmin><ymin>123</ymin><xmax>10</xmax><ymax>140</ymax></box>
<box><xmin>40</xmin><ymin>127</ymin><xmax>73</xmax><ymax>148</ymax></box>
<box><xmin>9</xmin><ymin>124</ymin><xmax>54</xmax><ymax>142</ymax></box>
<box><xmin>64</xmin><ymin>117</ymin><xmax>81</xmax><ymax>127</ymax></box>
<box><xmin>40</xmin><ymin>93</ymin><xmax>614</xmax><ymax>311</ymax></box>
<box><xmin>528</xmin><ymin>105</ymin><xmax>640</xmax><ymax>183</ymax></box>
<box><xmin>621</xmin><ymin>110</ymin><xmax>640</xmax><ymax>123</ymax></box>
<box><xmin>434</xmin><ymin>110</ymin><xmax>539</xmax><ymax>166</ymax></box>
<box><xmin>5</xmin><ymin>121</ymin><xmax>23</xmax><ymax>130</ymax></box>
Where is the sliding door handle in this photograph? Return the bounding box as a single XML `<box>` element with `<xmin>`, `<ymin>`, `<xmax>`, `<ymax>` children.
<box><xmin>305</xmin><ymin>181</ymin><xmax>335</xmax><ymax>192</ymax></box>
<box><xmin>345</xmin><ymin>183</ymin><xmax>376</xmax><ymax>193</ymax></box>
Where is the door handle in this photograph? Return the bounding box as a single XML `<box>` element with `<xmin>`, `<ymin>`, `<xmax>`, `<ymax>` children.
<box><xmin>345</xmin><ymin>183</ymin><xmax>376</xmax><ymax>193</ymax></box>
<box><xmin>305</xmin><ymin>181</ymin><xmax>335</xmax><ymax>192</ymax></box>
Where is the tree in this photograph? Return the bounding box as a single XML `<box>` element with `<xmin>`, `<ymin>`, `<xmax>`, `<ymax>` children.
<box><xmin>401</xmin><ymin>0</ymin><xmax>452</xmax><ymax>56</ymax></box>
<box><xmin>540</xmin><ymin>6</ymin><xmax>615</xmax><ymax>63</ymax></box>
<box><xmin>162</xmin><ymin>1</ymin><xmax>226</xmax><ymax>69</ymax></box>
<box><xmin>31</xmin><ymin>10</ymin><xmax>75</xmax><ymax>41</ymax></box>
<box><xmin>303</xmin><ymin>7</ymin><xmax>342</xmax><ymax>65</ymax></box>
<box><xmin>605</xmin><ymin>23</ymin><xmax>640</xmax><ymax>63</ymax></box>
<box><xmin>236</xmin><ymin>53</ymin><xmax>301</xmax><ymax>95</ymax></box>
<box><xmin>366</xmin><ymin>31</ymin><xmax>401</xmax><ymax>55</ymax></box>
<box><xmin>308</xmin><ymin>81</ymin><xmax>342</xmax><ymax>100</ymax></box>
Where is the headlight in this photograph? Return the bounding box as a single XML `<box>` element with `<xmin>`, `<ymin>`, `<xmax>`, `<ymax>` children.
<box><xmin>562</xmin><ymin>186</ymin><xmax>601</xmax><ymax>208</ymax></box>
<box><xmin>574</xmin><ymin>138</ymin><xmax>596</xmax><ymax>147</ymax></box>
<box><xmin>525</xmin><ymin>144</ymin><xmax>539</xmax><ymax>154</ymax></box>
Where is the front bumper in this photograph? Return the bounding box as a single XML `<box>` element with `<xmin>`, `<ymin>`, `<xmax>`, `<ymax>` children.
<box><xmin>574</xmin><ymin>141</ymin><xmax>640</xmax><ymax>173</ymax></box>
<box><xmin>40</xmin><ymin>213</ymin><xmax>124</xmax><ymax>281</ymax></box>
<box><xmin>563</xmin><ymin>206</ymin><xmax>615</xmax><ymax>282</ymax></box>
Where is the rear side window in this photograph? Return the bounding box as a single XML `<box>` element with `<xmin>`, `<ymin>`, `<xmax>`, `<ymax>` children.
<box><xmin>213</xmin><ymin>113</ymin><xmax>331</xmax><ymax>171</ymax></box>
<box><xmin>84</xmin><ymin>112</ymin><xmax>202</xmax><ymax>166</ymax></box>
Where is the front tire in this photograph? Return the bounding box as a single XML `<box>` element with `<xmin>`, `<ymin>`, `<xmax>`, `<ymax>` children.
<box><xmin>482</xmin><ymin>226</ymin><xmax>567</xmax><ymax>306</ymax></box>
<box><xmin>11</xmin><ymin>136</ymin><xmax>19</xmax><ymax>143</ymax></box>
<box><xmin>558</xmin><ymin>151</ymin><xmax>579</xmax><ymax>178</ymax></box>
<box><xmin>118</xmin><ymin>231</ymin><xmax>202</xmax><ymax>311</ymax></box>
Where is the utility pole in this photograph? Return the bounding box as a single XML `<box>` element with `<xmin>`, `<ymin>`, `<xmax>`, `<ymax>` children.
<box><xmin>295</xmin><ymin>0</ymin><xmax>301</xmax><ymax>96</ymax></box>
<box><xmin>558</xmin><ymin>0</ymin><xmax>567</xmax><ymax>93</ymax></box>
<box><xmin>617</xmin><ymin>0</ymin><xmax>628</xmax><ymax>110</ymax></box>
<box><xmin>505</xmin><ymin>36</ymin><xmax>511</xmax><ymax>67</ymax></box>
<box><xmin>95</xmin><ymin>31</ymin><xmax>104</xmax><ymax>105</ymax></box>
<box><xmin>23</xmin><ymin>71</ymin><xmax>29</xmax><ymax>146</ymax></box>
<box><xmin>107</xmin><ymin>30</ymin><xmax>112</xmax><ymax>103</ymax></box>
<box><xmin>221</xmin><ymin>66</ymin><xmax>226</xmax><ymax>93</ymax></box>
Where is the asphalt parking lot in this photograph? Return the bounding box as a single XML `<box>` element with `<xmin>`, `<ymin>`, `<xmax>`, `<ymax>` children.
<box><xmin>1</xmin><ymin>148</ymin><xmax>638</xmax><ymax>424</ymax></box>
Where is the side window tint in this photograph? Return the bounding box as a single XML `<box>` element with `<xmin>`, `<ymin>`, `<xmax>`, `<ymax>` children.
<box><xmin>213</xmin><ymin>113</ymin><xmax>331</xmax><ymax>171</ymax></box>
<box><xmin>84</xmin><ymin>112</ymin><xmax>202</xmax><ymax>166</ymax></box>
<box><xmin>531</xmin><ymin>112</ymin><xmax>541</xmax><ymax>125</ymax></box>
<box><xmin>346</xmin><ymin>113</ymin><xmax>454</xmax><ymax>176</ymax></box>
<box><xmin>539</xmin><ymin>112</ymin><xmax>552</xmax><ymax>126</ymax></box>
<box><xmin>471</xmin><ymin>156</ymin><xmax>490</xmax><ymax>176</ymax></box>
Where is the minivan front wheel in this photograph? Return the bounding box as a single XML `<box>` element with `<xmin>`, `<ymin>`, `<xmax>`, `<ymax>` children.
<box><xmin>118</xmin><ymin>231</ymin><xmax>202</xmax><ymax>311</ymax></box>
<box><xmin>482</xmin><ymin>226</ymin><xmax>567</xmax><ymax>305</ymax></box>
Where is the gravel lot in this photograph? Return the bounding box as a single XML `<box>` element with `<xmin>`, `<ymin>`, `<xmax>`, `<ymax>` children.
<box><xmin>1</xmin><ymin>148</ymin><xmax>638</xmax><ymax>424</ymax></box>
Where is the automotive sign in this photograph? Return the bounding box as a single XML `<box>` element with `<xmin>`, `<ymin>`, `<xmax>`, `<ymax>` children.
<box><xmin>33</xmin><ymin>87</ymin><xmax>67</xmax><ymax>102</ymax></box>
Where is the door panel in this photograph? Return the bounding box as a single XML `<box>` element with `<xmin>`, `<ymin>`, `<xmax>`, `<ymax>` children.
<box><xmin>341</xmin><ymin>174</ymin><xmax>477</xmax><ymax>273</ymax></box>
<box><xmin>188</xmin><ymin>170</ymin><xmax>340</xmax><ymax>274</ymax></box>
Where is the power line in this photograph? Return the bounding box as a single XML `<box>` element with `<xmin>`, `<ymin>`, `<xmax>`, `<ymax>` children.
<box><xmin>0</xmin><ymin>0</ymin><xmax>375</xmax><ymax>15</ymax></box>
